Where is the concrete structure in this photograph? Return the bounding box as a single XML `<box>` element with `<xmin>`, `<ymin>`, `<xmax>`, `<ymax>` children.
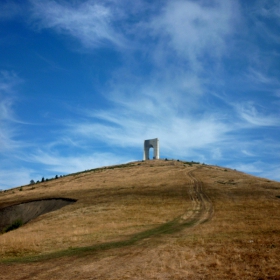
<box><xmin>143</xmin><ymin>138</ymin><xmax>159</xmax><ymax>160</ymax></box>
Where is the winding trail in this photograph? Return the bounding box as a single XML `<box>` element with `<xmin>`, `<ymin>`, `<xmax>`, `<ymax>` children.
<box><xmin>179</xmin><ymin>168</ymin><xmax>214</xmax><ymax>227</ymax></box>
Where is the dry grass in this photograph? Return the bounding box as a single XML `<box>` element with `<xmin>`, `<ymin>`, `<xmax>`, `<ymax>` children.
<box><xmin>0</xmin><ymin>160</ymin><xmax>280</xmax><ymax>279</ymax></box>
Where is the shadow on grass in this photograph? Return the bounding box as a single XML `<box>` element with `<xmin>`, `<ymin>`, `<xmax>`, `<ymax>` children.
<box><xmin>2</xmin><ymin>217</ymin><xmax>197</xmax><ymax>264</ymax></box>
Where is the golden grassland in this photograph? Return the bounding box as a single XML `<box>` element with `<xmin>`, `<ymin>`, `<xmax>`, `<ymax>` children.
<box><xmin>0</xmin><ymin>159</ymin><xmax>280</xmax><ymax>279</ymax></box>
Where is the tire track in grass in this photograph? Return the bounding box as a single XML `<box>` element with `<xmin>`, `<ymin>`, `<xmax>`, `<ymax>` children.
<box><xmin>179</xmin><ymin>168</ymin><xmax>214</xmax><ymax>226</ymax></box>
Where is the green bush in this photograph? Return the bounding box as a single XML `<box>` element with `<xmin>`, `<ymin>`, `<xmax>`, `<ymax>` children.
<box><xmin>3</xmin><ymin>219</ymin><xmax>23</xmax><ymax>233</ymax></box>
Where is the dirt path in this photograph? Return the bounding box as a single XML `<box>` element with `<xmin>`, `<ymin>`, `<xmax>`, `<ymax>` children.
<box><xmin>179</xmin><ymin>168</ymin><xmax>214</xmax><ymax>226</ymax></box>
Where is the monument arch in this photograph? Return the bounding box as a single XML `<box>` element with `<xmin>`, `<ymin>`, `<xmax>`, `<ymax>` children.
<box><xmin>143</xmin><ymin>138</ymin><xmax>159</xmax><ymax>160</ymax></box>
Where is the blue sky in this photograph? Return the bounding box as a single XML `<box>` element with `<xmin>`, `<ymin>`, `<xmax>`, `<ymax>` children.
<box><xmin>0</xmin><ymin>0</ymin><xmax>280</xmax><ymax>189</ymax></box>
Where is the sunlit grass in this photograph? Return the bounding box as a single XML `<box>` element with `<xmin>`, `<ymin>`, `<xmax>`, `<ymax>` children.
<box><xmin>0</xmin><ymin>160</ymin><xmax>280</xmax><ymax>279</ymax></box>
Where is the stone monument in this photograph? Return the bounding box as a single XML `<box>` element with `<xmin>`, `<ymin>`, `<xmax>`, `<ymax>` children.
<box><xmin>143</xmin><ymin>138</ymin><xmax>159</xmax><ymax>160</ymax></box>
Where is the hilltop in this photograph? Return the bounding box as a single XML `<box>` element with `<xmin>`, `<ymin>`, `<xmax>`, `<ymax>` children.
<box><xmin>0</xmin><ymin>160</ymin><xmax>280</xmax><ymax>279</ymax></box>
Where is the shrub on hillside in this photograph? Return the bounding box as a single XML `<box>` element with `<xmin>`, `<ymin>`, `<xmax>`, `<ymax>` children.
<box><xmin>3</xmin><ymin>219</ymin><xmax>23</xmax><ymax>233</ymax></box>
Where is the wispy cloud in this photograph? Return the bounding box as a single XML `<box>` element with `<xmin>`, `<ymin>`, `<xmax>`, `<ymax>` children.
<box><xmin>0</xmin><ymin>71</ymin><xmax>23</xmax><ymax>152</ymax></box>
<box><xmin>28</xmin><ymin>150</ymin><xmax>131</xmax><ymax>174</ymax></box>
<box><xmin>0</xmin><ymin>168</ymin><xmax>34</xmax><ymax>190</ymax></box>
<box><xmin>242</xmin><ymin>150</ymin><xmax>256</xmax><ymax>157</ymax></box>
<box><xmin>262</xmin><ymin>166</ymin><xmax>280</xmax><ymax>182</ymax></box>
<box><xmin>231</xmin><ymin>162</ymin><xmax>263</xmax><ymax>174</ymax></box>
<box><xmin>246</xmin><ymin>68</ymin><xmax>278</xmax><ymax>85</ymax></box>
<box><xmin>147</xmin><ymin>0</ymin><xmax>239</xmax><ymax>70</ymax></box>
<box><xmin>235</xmin><ymin>102</ymin><xmax>279</xmax><ymax>127</ymax></box>
<box><xmin>230</xmin><ymin>160</ymin><xmax>280</xmax><ymax>182</ymax></box>
<box><xmin>0</xmin><ymin>70</ymin><xmax>21</xmax><ymax>95</ymax></box>
<box><xmin>255</xmin><ymin>0</ymin><xmax>280</xmax><ymax>19</ymax></box>
<box><xmin>0</xmin><ymin>124</ymin><xmax>18</xmax><ymax>152</ymax></box>
<box><xmin>64</xmin><ymin>85</ymin><xmax>232</xmax><ymax>160</ymax></box>
<box><xmin>30</xmin><ymin>0</ymin><xmax>127</xmax><ymax>49</ymax></box>
<box><xmin>0</xmin><ymin>71</ymin><xmax>39</xmax><ymax>189</ymax></box>
<box><xmin>246</xmin><ymin>0</ymin><xmax>280</xmax><ymax>45</ymax></box>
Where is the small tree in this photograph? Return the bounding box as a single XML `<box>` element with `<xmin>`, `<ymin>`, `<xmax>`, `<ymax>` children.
<box><xmin>41</xmin><ymin>177</ymin><xmax>45</xmax><ymax>182</ymax></box>
<box><xmin>30</xmin><ymin>179</ymin><xmax>35</xmax><ymax>185</ymax></box>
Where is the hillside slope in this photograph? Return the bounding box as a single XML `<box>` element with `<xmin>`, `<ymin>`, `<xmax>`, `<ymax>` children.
<box><xmin>0</xmin><ymin>160</ymin><xmax>280</xmax><ymax>279</ymax></box>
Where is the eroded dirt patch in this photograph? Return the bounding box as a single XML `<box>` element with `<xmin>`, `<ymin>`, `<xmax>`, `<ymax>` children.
<box><xmin>0</xmin><ymin>198</ymin><xmax>76</xmax><ymax>232</ymax></box>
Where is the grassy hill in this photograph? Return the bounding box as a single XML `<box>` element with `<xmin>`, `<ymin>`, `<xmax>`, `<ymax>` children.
<box><xmin>0</xmin><ymin>159</ymin><xmax>280</xmax><ymax>279</ymax></box>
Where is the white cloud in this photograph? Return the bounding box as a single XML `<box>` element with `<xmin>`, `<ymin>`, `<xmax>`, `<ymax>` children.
<box><xmin>0</xmin><ymin>167</ymin><xmax>38</xmax><ymax>190</ymax></box>
<box><xmin>230</xmin><ymin>162</ymin><xmax>263</xmax><ymax>174</ymax></box>
<box><xmin>242</xmin><ymin>150</ymin><xmax>255</xmax><ymax>157</ymax></box>
<box><xmin>30</xmin><ymin>0</ymin><xmax>126</xmax><ymax>49</ymax></box>
<box><xmin>0</xmin><ymin>98</ymin><xmax>13</xmax><ymax>122</ymax></box>
<box><xmin>229</xmin><ymin>160</ymin><xmax>280</xmax><ymax>182</ymax></box>
<box><xmin>255</xmin><ymin>0</ymin><xmax>280</xmax><ymax>19</ymax></box>
<box><xmin>29</xmin><ymin>0</ymin><xmax>240</xmax><ymax>61</ymax></box>
<box><xmin>0</xmin><ymin>71</ymin><xmax>23</xmax><ymax>152</ymax></box>
<box><xmin>235</xmin><ymin>102</ymin><xmax>279</xmax><ymax>127</ymax></box>
<box><xmin>262</xmin><ymin>166</ymin><xmax>280</xmax><ymax>182</ymax></box>
<box><xmin>0</xmin><ymin>124</ymin><xmax>18</xmax><ymax>152</ymax></box>
<box><xmin>0</xmin><ymin>70</ymin><xmax>21</xmax><ymax>94</ymax></box>
<box><xmin>29</xmin><ymin>150</ymin><xmax>131</xmax><ymax>174</ymax></box>
<box><xmin>275</xmin><ymin>90</ymin><xmax>280</xmax><ymax>98</ymax></box>
<box><xmin>246</xmin><ymin>68</ymin><xmax>279</xmax><ymax>85</ymax></box>
<box><xmin>148</xmin><ymin>0</ymin><xmax>239</xmax><ymax>68</ymax></box>
<box><xmin>211</xmin><ymin>148</ymin><xmax>222</xmax><ymax>159</ymax></box>
<box><xmin>65</xmin><ymin>86</ymin><xmax>232</xmax><ymax>159</ymax></box>
<box><xmin>245</xmin><ymin>0</ymin><xmax>280</xmax><ymax>45</ymax></box>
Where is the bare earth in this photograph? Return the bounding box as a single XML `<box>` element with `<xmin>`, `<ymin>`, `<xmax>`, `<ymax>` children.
<box><xmin>0</xmin><ymin>160</ymin><xmax>280</xmax><ymax>279</ymax></box>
